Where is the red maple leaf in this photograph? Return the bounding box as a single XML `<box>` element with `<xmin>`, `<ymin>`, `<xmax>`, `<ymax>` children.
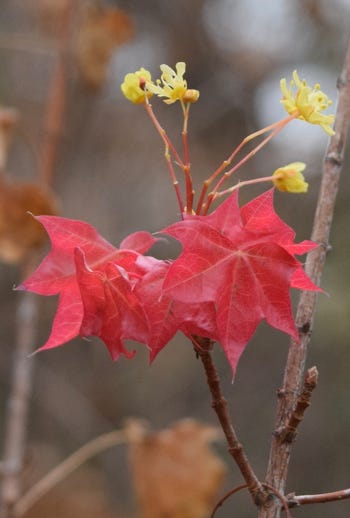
<box><xmin>135</xmin><ymin>261</ymin><xmax>218</xmax><ymax>361</ymax></box>
<box><xmin>17</xmin><ymin>216</ymin><xmax>157</xmax><ymax>359</ymax></box>
<box><xmin>162</xmin><ymin>189</ymin><xmax>320</xmax><ymax>373</ymax></box>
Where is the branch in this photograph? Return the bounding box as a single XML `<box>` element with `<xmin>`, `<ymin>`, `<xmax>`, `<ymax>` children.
<box><xmin>277</xmin><ymin>366</ymin><xmax>318</xmax><ymax>443</ymax></box>
<box><xmin>260</xmin><ymin>38</ymin><xmax>350</xmax><ymax>517</ymax></box>
<box><xmin>288</xmin><ymin>487</ymin><xmax>350</xmax><ymax>507</ymax></box>
<box><xmin>192</xmin><ymin>337</ymin><xmax>267</xmax><ymax>506</ymax></box>
<box><xmin>0</xmin><ymin>261</ymin><xmax>39</xmax><ymax>517</ymax></box>
<box><xmin>39</xmin><ymin>0</ymin><xmax>73</xmax><ymax>187</ymax></box>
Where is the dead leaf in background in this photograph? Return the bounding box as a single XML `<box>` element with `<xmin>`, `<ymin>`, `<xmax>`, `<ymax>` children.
<box><xmin>126</xmin><ymin>419</ymin><xmax>227</xmax><ymax>518</ymax></box>
<box><xmin>75</xmin><ymin>6</ymin><xmax>134</xmax><ymax>90</ymax></box>
<box><xmin>0</xmin><ymin>177</ymin><xmax>58</xmax><ymax>264</ymax></box>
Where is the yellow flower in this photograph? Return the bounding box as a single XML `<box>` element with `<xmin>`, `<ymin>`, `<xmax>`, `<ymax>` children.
<box><xmin>121</xmin><ymin>68</ymin><xmax>153</xmax><ymax>104</ymax></box>
<box><xmin>147</xmin><ymin>62</ymin><xmax>200</xmax><ymax>104</ymax></box>
<box><xmin>280</xmin><ymin>70</ymin><xmax>335</xmax><ymax>135</ymax></box>
<box><xmin>272</xmin><ymin>162</ymin><xmax>308</xmax><ymax>193</ymax></box>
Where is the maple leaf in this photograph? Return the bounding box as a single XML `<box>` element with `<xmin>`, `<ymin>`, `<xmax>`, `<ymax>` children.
<box><xmin>135</xmin><ymin>261</ymin><xmax>218</xmax><ymax>361</ymax></box>
<box><xmin>162</xmin><ymin>189</ymin><xmax>320</xmax><ymax>373</ymax></box>
<box><xmin>17</xmin><ymin>216</ymin><xmax>157</xmax><ymax>358</ymax></box>
<box><xmin>74</xmin><ymin>249</ymin><xmax>148</xmax><ymax>360</ymax></box>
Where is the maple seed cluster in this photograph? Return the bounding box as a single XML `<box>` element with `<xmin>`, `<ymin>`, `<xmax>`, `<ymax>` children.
<box><xmin>20</xmin><ymin>63</ymin><xmax>334</xmax><ymax>374</ymax></box>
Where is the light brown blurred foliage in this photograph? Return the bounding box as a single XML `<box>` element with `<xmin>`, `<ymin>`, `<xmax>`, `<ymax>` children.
<box><xmin>35</xmin><ymin>0</ymin><xmax>71</xmax><ymax>33</ymax></box>
<box><xmin>0</xmin><ymin>104</ymin><xmax>58</xmax><ymax>264</ymax></box>
<box><xmin>75</xmin><ymin>5</ymin><xmax>134</xmax><ymax>90</ymax></box>
<box><xmin>127</xmin><ymin>419</ymin><xmax>227</xmax><ymax>518</ymax></box>
<box><xmin>0</xmin><ymin>177</ymin><xmax>57</xmax><ymax>264</ymax></box>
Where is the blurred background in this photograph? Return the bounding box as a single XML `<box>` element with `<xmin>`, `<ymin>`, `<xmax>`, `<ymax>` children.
<box><xmin>0</xmin><ymin>0</ymin><xmax>350</xmax><ymax>516</ymax></box>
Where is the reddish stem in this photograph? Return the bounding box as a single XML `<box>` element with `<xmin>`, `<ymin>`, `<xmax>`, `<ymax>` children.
<box><xmin>201</xmin><ymin>117</ymin><xmax>294</xmax><ymax>215</ymax></box>
<box><xmin>196</xmin><ymin>114</ymin><xmax>296</xmax><ymax>214</ymax></box>
<box><xmin>211</xmin><ymin>484</ymin><xmax>248</xmax><ymax>517</ymax></box>
<box><xmin>181</xmin><ymin>103</ymin><xmax>194</xmax><ymax>214</ymax></box>
<box><xmin>144</xmin><ymin>101</ymin><xmax>184</xmax><ymax>168</ymax></box>
<box><xmin>165</xmin><ymin>151</ymin><xmax>184</xmax><ymax>215</ymax></box>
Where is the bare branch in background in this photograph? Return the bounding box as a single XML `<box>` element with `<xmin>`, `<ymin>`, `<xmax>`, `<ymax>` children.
<box><xmin>0</xmin><ymin>2</ymin><xmax>73</xmax><ymax>516</ymax></box>
<box><xmin>0</xmin><ymin>268</ymin><xmax>39</xmax><ymax>517</ymax></box>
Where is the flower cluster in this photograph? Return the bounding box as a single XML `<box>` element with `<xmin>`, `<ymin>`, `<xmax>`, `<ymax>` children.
<box><xmin>121</xmin><ymin>62</ymin><xmax>199</xmax><ymax>105</ymax></box>
<box><xmin>280</xmin><ymin>70</ymin><xmax>335</xmax><ymax>135</ymax></box>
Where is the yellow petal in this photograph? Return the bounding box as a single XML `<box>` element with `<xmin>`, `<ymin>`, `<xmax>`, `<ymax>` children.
<box><xmin>121</xmin><ymin>68</ymin><xmax>153</xmax><ymax>104</ymax></box>
<box><xmin>273</xmin><ymin>162</ymin><xmax>308</xmax><ymax>193</ymax></box>
<box><xmin>280</xmin><ymin>71</ymin><xmax>334</xmax><ymax>135</ymax></box>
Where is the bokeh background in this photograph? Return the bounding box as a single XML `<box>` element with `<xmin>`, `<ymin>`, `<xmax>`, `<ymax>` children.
<box><xmin>1</xmin><ymin>0</ymin><xmax>350</xmax><ymax>516</ymax></box>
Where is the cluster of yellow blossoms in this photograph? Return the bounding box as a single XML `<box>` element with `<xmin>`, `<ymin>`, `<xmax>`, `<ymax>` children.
<box><xmin>280</xmin><ymin>70</ymin><xmax>335</xmax><ymax>136</ymax></box>
<box><xmin>121</xmin><ymin>62</ymin><xmax>199</xmax><ymax>106</ymax></box>
<box><xmin>121</xmin><ymin>64</ymin><xmax>335</xmax><ymax>195</ymax></box>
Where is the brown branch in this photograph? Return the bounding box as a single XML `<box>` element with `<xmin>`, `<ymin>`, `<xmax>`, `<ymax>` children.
<box><xmin>262</xmin><ymin>484</ymin><xmax>292</xmax><ymax>518</ymax></box>
<box><xmin>192</xmin><ymin>337</ymin><xmax>267</xmax><ymax>506</ymax></box>
<box><xmin>277</xmin><ymin>366</ymin><xmax>318</xmax><ymax>443</ymax></box>
<box><xmin>288</xmin><ymin>487</ymin><xmax>350</xmax><ymax>507</ymax></box>
<box><xmin>39</xmin><ymin>0</ymin><xmax>73</xmax><ymax>187</ymax></box>
<box><xmin>259</xmin><ymin>38</ymin><xmax>350</xmax><ymax>518</ymax></box>
<box><xmin>0</xmin><ymin>5</ymin><xmax>74</xmax><ymax>517</ymax></box>
<box><xmin>0</xmin><ymin>260</ymin><xmax>39</xmax><ymax>518</ymax></box>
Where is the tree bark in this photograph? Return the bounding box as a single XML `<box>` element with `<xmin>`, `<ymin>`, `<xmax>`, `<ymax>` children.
<box><xmin>258</xmin><ymin>39</ymin><xmax>350</xmax><ymax>517</ymax></box>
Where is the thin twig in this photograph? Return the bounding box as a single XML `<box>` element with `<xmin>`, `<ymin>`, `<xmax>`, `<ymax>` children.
<box><xmin>0</xmin><ymin>261</ymin><xmax>39</xmax><ymax>518</ymax></box>
<box><xmin>13</xmin><ymin>431</ymin><xmax>126</xmax><ymax>517</ymax></box>
<box><xmin>277</xmin><ymin>366</ymin><xmax>318</xmax><ymax>443</ymax></box>
<box><xmin>192</xmin><ymin>337</ymin><xmax>267</xmax><ymax>506</ymax></box>
<box><xmin>288</xmin><ymin>487</ymin><xmax>350</xmax><ymax>507</ymax></box>
<box><xmin>39</xmin><ymin>0</ymin><xmax>73</xmax><ymax>187</ymax></box>
<box><xmin>260</xmin><ymin>38</ymin><xmax>350</xmax><ymax>518</ymax></box>
<box><xmin>199</xmin><ymin>114</ymin><xmax>296</xmax><ymax>215</ymax></box>
<box><xmin>211</xmin><ymin>483</ymin><xmax>248</xmax><ymax>517</ymax></box>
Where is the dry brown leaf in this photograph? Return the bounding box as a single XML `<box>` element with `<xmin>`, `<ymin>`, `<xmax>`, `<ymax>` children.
<box><xmin>75</xmin><ymin>6</ymin><xmax>134</xmax><ymax>90</ymax></box>
<box><xmin>126</xmin><ymin>419</ymin><xmax>227</xmax><ymax>518</ymax></box>
<box><xmin>0</xmin><ymin>177</ymin><xmax>58</xmax><ymax>264</ymax></box>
